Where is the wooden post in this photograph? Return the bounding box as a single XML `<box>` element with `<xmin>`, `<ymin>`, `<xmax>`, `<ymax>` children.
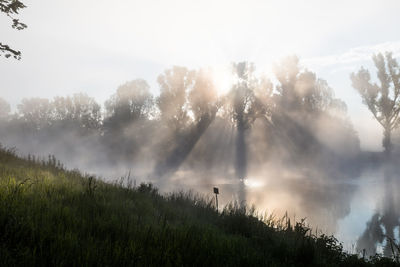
<box><xmin>213</xmin><ymin>187</ymin><xmax>219</xmax><ymax>211</ymax></box>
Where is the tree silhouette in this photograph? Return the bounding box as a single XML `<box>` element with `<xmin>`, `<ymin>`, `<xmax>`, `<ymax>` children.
<box><xmin>188</xmin><ymin>69</ymin><xmax>219</xmax><ymax>124</ymax></box>
<box><xmin>0</xmin><ymin>0</ymin><xmax>27</xmax><ymax>59</ymax></box>
<box><xmin>17</xmin><ymin>98</ymin><xmax>53</xmax><ymax>130</ymax></box>
<box><xmin>157</xmin><ymin>66</ymin><xmax>195</xmax><ymax>133</ymax></box>
<box><xmin>104</xmin><ymin>79</ymin><xmax>154</xmax><ymax>131</ymax></box>
<box><xmin>68</xmin><ymin>93</ymin><xmax>102</xmax><ymax>132</ymax></box>
<box><xmin>52</xmin><ymin>96</ymin><xmax>75</xmax><ymax>122</ymax></box>
<box><xmin>153</xmin><ymin>68</ymin><xmax>220</xmax><ymax>179</ymax></box>
<box><xmin>274</xmin><ymin>55</ymin><xmax>341</xmax><ymax>114</ymax></box>
<box><xmin>351</xmin><ymin>52</ymin><xmax>400</xmax><ymax>155</ymax></box>
<box><xmin>103</xmin><ymin>80</ymin><xmax>154</xmax><ymax>163</ymax></box>
<box><xmin>226</xmin><ymin>62</ymin><xmax>272</xmax><ymax>206</ymax></box>
<box><xmin>0</xmin><ymin>97</ymin><xmax>11</xmax><ymax>120</ymax></box>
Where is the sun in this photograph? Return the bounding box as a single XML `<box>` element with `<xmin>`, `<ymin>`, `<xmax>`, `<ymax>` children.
<box><xmin>211</xmin><ymin>66</ymin><xmax>235</xmax><ymax>97</ymax></box>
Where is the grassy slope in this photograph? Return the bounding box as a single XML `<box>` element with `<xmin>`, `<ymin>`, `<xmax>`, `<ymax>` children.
<box><xmin>0</xmin><ymin>147</ymin><xmax>397</xmax><ymax>266</ymax></box>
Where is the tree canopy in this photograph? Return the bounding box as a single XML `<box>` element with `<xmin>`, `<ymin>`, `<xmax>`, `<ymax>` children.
<box><xmin>351</xmin><ymin>52</ymin><xmax>400</xmax><ymax>154</ymax></box>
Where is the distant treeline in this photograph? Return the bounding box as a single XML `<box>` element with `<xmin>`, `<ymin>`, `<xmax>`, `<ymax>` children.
<box><xmin>0</xmin><ymin>57</ymin><xmax>360</xmax><ymax>180</ymax></box>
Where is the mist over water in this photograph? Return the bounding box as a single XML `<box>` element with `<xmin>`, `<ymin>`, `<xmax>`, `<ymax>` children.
<box><xmin>1</xmin><ymin>57</ymin><xmax>399</xmax><ymax>256</ymax></box>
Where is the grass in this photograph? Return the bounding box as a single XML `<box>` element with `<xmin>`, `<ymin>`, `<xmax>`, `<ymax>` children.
<box><xmin>0</xmin><ymin>145</ymin><xmax>398</xmax><ymax>266</ymax></box>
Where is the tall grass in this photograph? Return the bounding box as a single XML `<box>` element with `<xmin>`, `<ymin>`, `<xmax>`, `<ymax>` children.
<box><xmin>0</xmin><ymin>145</ymin><xmax>398</xmax><ymax>266</ymax></box>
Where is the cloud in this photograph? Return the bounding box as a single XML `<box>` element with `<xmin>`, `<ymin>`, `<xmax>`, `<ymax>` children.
<box><xmin>304</xmin><ymin>41</ymin><xmax>400</xmax><ymax>69</ymax></box>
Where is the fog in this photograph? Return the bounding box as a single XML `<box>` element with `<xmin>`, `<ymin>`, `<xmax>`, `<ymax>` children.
<box><xmin>1</xmin><ymin>55</ymin><xmax>400</xmax><ymax>256</ymax></box>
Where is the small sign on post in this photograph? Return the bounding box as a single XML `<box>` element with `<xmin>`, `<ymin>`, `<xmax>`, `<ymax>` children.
<box><xmin>213</xmin><ymin>187</ymin><xmax>219</xmax><ymax>211</ymax></box>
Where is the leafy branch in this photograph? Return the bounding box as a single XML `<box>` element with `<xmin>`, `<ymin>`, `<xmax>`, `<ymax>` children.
<box><xmin>0</xmin><ymin>0</ymin><xmax>27</xmax><ymax>59</ymax></box>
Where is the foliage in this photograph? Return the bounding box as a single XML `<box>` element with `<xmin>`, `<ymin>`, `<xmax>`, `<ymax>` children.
<box><xmin>157</xmin><ymin>66</ymin><xmax>195</xmax><ymax>132</ymax></box>
<box><xmin>104</xmin><ymin>79</ymin><xmax>154</xmax><ymax>129</ymax></box>
<box><xmin>351</xmin><ymin>52</ymin><xmax>400</xmax><ymax>154</ymax></box>
<box><xmin>16</xmin><ymin>94</ymin><xmax>102</xmax><ymax>132</ymax></box>
<box><xmin>188</xmin><ymin>68</ymin><xmax>219</xmax><ymax>123</ymax></box>
<box><xmin>0</xmin><ymin>0</ymin><xmax>27</xmax><ymax>59</ymax></box>
<box><xmin>0</xmin><ymin>97</ymin><xmax>11</xmax><ymax>120</ymax></box>
<box><xmin>225</xmin><ymin>62</ymin><xmax>272</xmax><ymax>129</ymax></box>
<box><xmin>274</xmin><ymin>56</ymin><xmax>346</xmax><ymax>114</ymax></box>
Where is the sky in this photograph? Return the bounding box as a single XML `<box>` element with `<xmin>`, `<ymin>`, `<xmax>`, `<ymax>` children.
<box><xmin>1</xmin><ymin>0</ymin><xmax>400</xmax><ymax>150</ymax></box>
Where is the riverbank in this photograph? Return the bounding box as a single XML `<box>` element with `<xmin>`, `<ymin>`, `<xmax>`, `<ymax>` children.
<box><xmin>0</xmin><ymin>146</ymin><xmax>398</xmax><ymax>266</ymax></box>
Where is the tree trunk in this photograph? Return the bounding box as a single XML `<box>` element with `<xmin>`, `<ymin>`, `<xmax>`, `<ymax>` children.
<box><xmin>235</xmin><ymin>118</ymin><xmax>247</xmax><ymax>208</ymax></box>
<box><xmin>383</xmin><ymin>126</ymin><xmax>392</xmax><ymax>157</ymax></box>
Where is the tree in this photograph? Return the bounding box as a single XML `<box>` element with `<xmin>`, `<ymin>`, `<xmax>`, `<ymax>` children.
<box><xmin>274</xmin><ymin>55</ymin><xmax>340</xmax><ymax>114</ymax></box>
<box><xmin>157</xmin><ymin>66</ymin><xmax>195</xmax><ymax>133</ymax></box>
<box><xmin>269</xmin><ymin>56</ymin><xmax>360</xmax><ymax>165</ymax></box>
<box><xmin>225</xmin><ymin>62</ymin><xmax>272</xmax><ymax>207</ymax></box>
<box><xmin>103</xmin><ymin>80</ymin><xmax>154</xmax><ymax>163</ymax></box>
<box><xmin>52</xmin><ymin>96</ymin><xmax>74</xmax><ymax>122</ymax></box>
<box><xmin>104</xmin><ymin>79</ymin><xmax>153</xmax><ymax>130</ymax></box>
<box><xmin>17</xmin><ymin>98</ymin><xmax>53</xmax><ymax>130</ymax></box>
<box><xmin>153</xmin><ymin>68</ymin><xmax>220</xmax><ymax>179</ymax></box>
<box><xmin>274</xmin><ymin>56</ymin><xmax>301</xmax><ymax>111</ymax></box>
<box><xmin>1</xmin><ymin>0</ymin><xmax>27</xmax><ymax>59</ymax></box>
<box><xmin>0</xmin><ymin>97</ymin><xmax>11</xmax><ymax>120</ymax></box>
<box><xmin>70</xmin><ymin>93</ymin><xmax>102</xmax><ymax>131</ymax></box>
<box><xmin>188</xmin><ymin>68</ymin><xmax>219</xmax><ymax>124</ymax></box>
<box><xmin>51</xmin><ymin>94</ymin><xmax>102</xmax><ymax>132</ymax></box>
<box><xmin>351</xmin><ymin>52</ymin><xmax>400</xmax><ymax>155</ymax></box>
<box><xmin>105</xmin><ymin>80</ymin><xmax>154</xmax><ymax>122</ymax></box>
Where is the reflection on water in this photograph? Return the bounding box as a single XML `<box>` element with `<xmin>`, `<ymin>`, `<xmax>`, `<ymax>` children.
<box><xmin>154</xmin><ymin>162</ymin><xmax>400</xmax><ymax>257</ymax></box>
<box><xmin>355</xmin><ymin>164</ymin><xmax>400</xmax><ymax>257</ymax></box>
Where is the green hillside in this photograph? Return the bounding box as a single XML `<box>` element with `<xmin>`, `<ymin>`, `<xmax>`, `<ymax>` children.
<box><xmin>0</xmin><ymin>146</ymin><xmax>397</xmax><ymax>266</ymax></box>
